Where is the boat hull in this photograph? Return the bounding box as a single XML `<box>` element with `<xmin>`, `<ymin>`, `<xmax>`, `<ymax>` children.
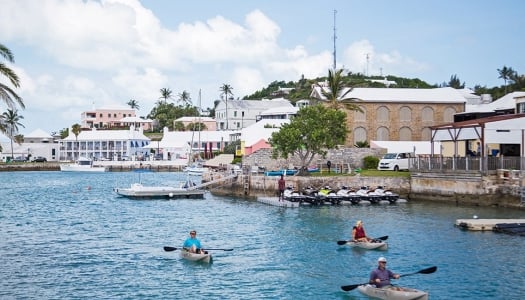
<box><xmin>60</xmin><ymin>165</ymin><xmax>107</xmax><ymax>172</ymax></box>
<box><xmin>179</xmin><ymin>249</ymin><xmax>212</xmax><ymax>263</ymax></box>
<box><xmin>114</xmin><ymin>183</ymin><xmax>205</xmax><ymax>199</ymax></box>
<box><xmin>357</xmin><ymin>284</ymin><xmax>428</xmax><ymax>300</ymax></box>
<box><xmin>344</xmin><ymin>241</ymin><xmax>388</xmax><ymax>250</ymax></box>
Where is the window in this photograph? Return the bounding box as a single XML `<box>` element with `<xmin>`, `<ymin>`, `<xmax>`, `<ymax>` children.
<box><xmin>354</xmin><ymin>106</ymin><xmax>366</xmax><ymax>122</ymax></box>
<box><xmin>376</xmin><ymin>106</ymin><xmax>389</xmax><ymax>122</ymax></box>
<box><xmin>376</xmin><ymin>127</ymin><xmax>389</xmax><ymax>141</ymax></box>
<box><xmin>399</xmin><ymin>127</ymin><xmax>412</xmax><ymax>141</ymax></box>
<box><xmin>421</xmin><ymin>107</ymin><xmax>434</xmax><ymax>122</ymax></box>
<box><xmin>421</xmin><ymin>127</ymin><xmax>431</xmax><ymax>141</ymax></box>
<box><xmin>353</xmin><ymin>127</ymin><xmax>367</xmax><ymax>144</ymax></box>
<box><xmin>399</xmin><ymin>106</ymin><xmax>412</xmax><ymax>121</ymax></box>
<box><xmin>443</xmin><ymin>107</ymin><xmax>456</xmax><ymax>122</ymax></box>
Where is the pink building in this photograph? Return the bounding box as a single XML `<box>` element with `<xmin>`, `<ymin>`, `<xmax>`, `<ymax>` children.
<box><xmin>81</xmin><ymin>105</ymin><xmax>153</xmax><ymax>131</ymax></box>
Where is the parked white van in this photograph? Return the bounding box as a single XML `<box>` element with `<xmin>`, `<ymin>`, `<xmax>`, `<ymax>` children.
<box><xmin>377</xmin><ymin>152</ymin><xmax>415</xmax><ymax>171</ymax></box>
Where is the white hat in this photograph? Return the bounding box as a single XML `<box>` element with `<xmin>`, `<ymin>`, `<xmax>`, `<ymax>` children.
<box><xmin>378</xmin><ymin>257</ymin><xmax>387</xmax><ymax>262</ymax></box>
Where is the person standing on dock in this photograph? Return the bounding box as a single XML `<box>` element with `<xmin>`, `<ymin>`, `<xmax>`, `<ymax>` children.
<box><xmin>278</xmin><ymin>175</ymin><xmax>285</xmax><ymax>201</ymax></box>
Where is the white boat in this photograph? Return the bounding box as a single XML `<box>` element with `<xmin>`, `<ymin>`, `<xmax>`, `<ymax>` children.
<box><xmin>113</xmin><ymin>180</ymin><xmax>205</xmax><ymax>199</ymax></box>
<box><xmin>343</xmin><ymin>240</ymin><xmax>388</xmax><ymax>250</ymax></box>
<box><xmin>179</xmin><ymin>248</ymin><xmax>212</xmax><ymax>263</ymax></box>
<box><xmin>184</xmin><ymin>163</ymin><xmax>209</xmax><ymax>176</ymax></box>
<box><xmin>357</xmin><ymin>284</ymin><xmax>428</xmax><ymax>300</ymax></box>
<box><xmin>60</xmin><ymin>157</ymin><xmax>107</xmax><ymax>172</ymax></box>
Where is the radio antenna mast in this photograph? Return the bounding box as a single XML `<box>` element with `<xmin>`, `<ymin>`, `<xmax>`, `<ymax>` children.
<box><xmin>332</xmin><ymin>9</ymin><xmax>337</xmax><ymax>70</ymax></box>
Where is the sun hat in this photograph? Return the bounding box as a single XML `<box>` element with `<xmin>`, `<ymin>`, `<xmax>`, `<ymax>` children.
<box><xmin>378</xmin><ymin>257</ymin><xmax>387</xmax><ymax>262</ymax></box>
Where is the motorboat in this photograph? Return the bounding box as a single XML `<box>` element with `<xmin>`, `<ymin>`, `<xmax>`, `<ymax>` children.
<box><xmin>113</xmin><ymin>180</ymin><xmax>205</xmax><ymax>199</ymax></box>
<box><xmin>60</xmin><ymin>157</ymin><xmax>107</xmax><ymax>172</ymax></box>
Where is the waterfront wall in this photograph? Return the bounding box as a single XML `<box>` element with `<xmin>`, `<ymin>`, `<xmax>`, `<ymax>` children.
<box><xmin>210</xmin><ymin>171</ymin><xmax>523</xmax><ymax>208</ymax></box>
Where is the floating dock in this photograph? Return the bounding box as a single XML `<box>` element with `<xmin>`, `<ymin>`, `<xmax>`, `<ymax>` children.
<box><xmin>455</xmin><ymin>219</ymin><xmax>525</xmax><ymax>232</ymax></box>
<box><xmin>257</xmin><ymin>197</ymin><xmax>300</xmax><ymax>208</ymax></box>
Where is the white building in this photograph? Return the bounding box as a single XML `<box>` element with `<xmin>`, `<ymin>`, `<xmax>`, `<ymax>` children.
<box><xmin>214</xmin><ymin>98</ymin><xmax>294</xmax><ymax>130</ymax></box>
<box><xmin>59</xmin><ymin>126</ymin><xmax>151</xmax><ymax>161</ymax></box>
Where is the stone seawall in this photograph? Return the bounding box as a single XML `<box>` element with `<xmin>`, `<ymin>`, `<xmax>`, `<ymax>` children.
<box><xmin>209</xmin><ymin>172</ymin><xmax>524</xmax><ymax>209</ymax></box>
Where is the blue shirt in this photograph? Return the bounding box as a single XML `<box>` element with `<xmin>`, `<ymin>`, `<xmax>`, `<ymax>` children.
<box><xmin>370</xmin><ymin>267</ymin><xmax>395</xmax><ymax>288</ymax></box>
<box><xmin>183</xmin><ymin>237</ymin><xmax>202</xmax><ymax>249</ymax></box>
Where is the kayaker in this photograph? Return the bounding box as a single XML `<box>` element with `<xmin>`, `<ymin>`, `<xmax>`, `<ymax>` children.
<box><xmin>352</xmin><ymin>220</ymin><xmax>372</xmax><ymax>242</ymax></box>
<box><xmin>183</xmin><ymin>230</ymin><xmax>205</xmax><ymax>254</ymax></box>
<box><xmin>277</xmin><ymin>175</ymin><xmax>285</xmax><ymax>201</ymax></box>
<box><xmin>369</xmin><ymin>257</ymin><xmax>400</xmax><ymax>288</ymax></box>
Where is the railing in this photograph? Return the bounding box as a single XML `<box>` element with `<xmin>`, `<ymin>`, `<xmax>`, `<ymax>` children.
<box><xmin>410</xmin><ymin>156</ymin><xmax>524</xmax><ymax>175</ymax></box>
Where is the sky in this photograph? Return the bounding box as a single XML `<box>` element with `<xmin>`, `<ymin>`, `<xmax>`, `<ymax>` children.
<box><xmin>1</xmin><ymin>0</ymin><xmax>524</xmax><ymax>136</ymax></box>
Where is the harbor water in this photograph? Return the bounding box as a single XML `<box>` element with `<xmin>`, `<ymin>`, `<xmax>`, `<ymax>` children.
<box><xmin>1</xmin><ymin>171</ymin><xmax>524</xmax><ymax>299</ymax></box>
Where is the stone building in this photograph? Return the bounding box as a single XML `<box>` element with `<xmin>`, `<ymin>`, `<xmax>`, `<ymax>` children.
<box><xmin>310</xmin><ymin>86</ymin><xmax>470</xmax><ymax>146</ymax></box>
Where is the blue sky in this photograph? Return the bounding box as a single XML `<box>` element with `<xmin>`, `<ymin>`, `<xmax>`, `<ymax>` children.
<box><xmin>1</xmin><ymin>0</ymin><xmax>524</xmax><ymax>135</ymax></box>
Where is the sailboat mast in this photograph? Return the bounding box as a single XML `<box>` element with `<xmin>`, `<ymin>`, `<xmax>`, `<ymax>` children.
<box><xmin>198</xmin><ymin>89</ymin><xmax>202</xmax><ymax>160</ymax></box>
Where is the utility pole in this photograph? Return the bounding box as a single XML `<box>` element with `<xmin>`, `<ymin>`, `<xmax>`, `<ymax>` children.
<box><xmin>366</xmin><ymin>53</ymin><xmax>370</xmax><ymax>77</ymax></box>
<box><xmin>333</xmin><ymin>9</ymin><xmax>337</xmax><ymax>70</ymax></box>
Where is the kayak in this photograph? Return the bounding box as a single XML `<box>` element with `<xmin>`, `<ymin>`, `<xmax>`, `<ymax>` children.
<box><xmin>344</xmin><ymin>240</ymin><xmax>388</xmax><ymax>250</ymax></box>
<box><xmin>179</xmin><ymin>248</ymin><xmax>212</xmax><ymax>263</ymax></box>
<box><xmin>357</xmin><ymin>284</ymin><xmax>428</xmax><ymax>300</ymax></box>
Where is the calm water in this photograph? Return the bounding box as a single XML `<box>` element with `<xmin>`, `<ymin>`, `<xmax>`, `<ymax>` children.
<box><xmin>1</xmin><ymin>171</ymin><xmax>524</xmax><ymax>300</ymax></box>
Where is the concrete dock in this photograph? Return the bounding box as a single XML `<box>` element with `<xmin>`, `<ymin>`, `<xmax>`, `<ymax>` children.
<box><xmin>257</xmin><ymin>197</ymin><xmax>300</xmax><ymax>208</ymax></box>
<box><xmin>455</xmin><ymin>219</ymin><xmax>525</xmax><ymax>231</ymax></box>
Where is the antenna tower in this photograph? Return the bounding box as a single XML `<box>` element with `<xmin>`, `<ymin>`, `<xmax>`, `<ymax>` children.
<box><xmin>332</xmin><ymin>10</ymin><xmax>337</xmax><ymax>70</ymax></box>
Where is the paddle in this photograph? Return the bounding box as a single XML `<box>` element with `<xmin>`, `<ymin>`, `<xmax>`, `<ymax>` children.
<box><xmin>163</xmin><ymin>246</ymin><xmax>233</xmax><ymax>252</ymax></box>
<box><xmin>337</xmin><ymin>235</ymin><xmax>388</xmax><ymax>245</ymax></box>
<box><xmin>340</xmin><ymin>266</ymin><xmax>437</xmax><ymax>292</ymax></box>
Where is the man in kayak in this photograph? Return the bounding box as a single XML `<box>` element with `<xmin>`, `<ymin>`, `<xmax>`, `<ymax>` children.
<box><xmin>183</xmin><ymin>230</ymin><xmax>205</xmax><ymax>254</ymax></box>
<box><xmin>352</xmin><ymin>220</ymin><xmax>373</xmax><ymax>242</ymax></box>
<box><xmin>369</xmin><ymin>257</ymin><xmax>400</xmax><ymax>288</ymax></box>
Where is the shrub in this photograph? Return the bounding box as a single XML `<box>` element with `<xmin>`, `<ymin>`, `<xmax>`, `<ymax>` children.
<box><xmin>363</xmin><ymin>155</ymin><xmax>379</xmax><ymax>169</ymax></box>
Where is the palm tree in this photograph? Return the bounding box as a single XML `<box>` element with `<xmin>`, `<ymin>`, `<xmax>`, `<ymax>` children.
<box><xmin>127</xmin><ymin>99</ymin><xmax>140</xmax><ymax>110</ymax></box>
<box><xmin>159</xmin><ymin>88</ymin><xmax>173</xmax><ymax>104</ymax></box>
<box><xmin>71</xmin><ymin>123</ymin><xmax>82</xmax><ymax>158</ymax></box>
<box><xmin>0</xmin><ymin>43</ymin><xmax>25</xmax><ymax>109</ymax></box>
<box><xmin>1</xmin><ymin>109</ymin><xmax>24</xmax><ymax>161</ymax></box>
<box><xmin>178</xmin><ymin>90</ymin><xmax>192</xmax><ymax>107</ymax></box>
<box><xmin>220</xmin><ymin>84</ymin><xmax>233</xmax><ymax>130</ymax></box>
<box><xmin>318</xmin><ymin>69</ymin><xmax>360</xmax><ymax>111</ymax></box>
<box><xmin>497</xmin><ymin>65</ymin><xmax>516</xmax><ymax>95</ymax></box>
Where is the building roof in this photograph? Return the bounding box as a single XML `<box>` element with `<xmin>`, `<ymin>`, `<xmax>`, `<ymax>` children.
<box><xmin>370</xmin><ymin>140</ymin><xmax>441</xmax><ymax>155</ymax></box>
<box><xmin>25</xmin><ymin>128</ymin><xmax>53</xmax><ymax>139</ymax></box>
<box><xmin>241</xmin><ymin>119</ymin><xmax>289</xmax><ymax>147</ymax></box>
<box><xmin>62</xmin><ymin>128</ymin><xmax>150</xmax><ymax>141</ymax></box>
<box><xmin>464</xmin><ymin>91</ymin><xmax>525</xmax><ymax>113</ymax></box>
<box><xmin>222</xmin><ymin>98</ymin><xmax>293</xmax><ymax>110</ymax></box>
<box><xmin>259</xmin><ymin>106</ymin><xmax>299</xmax><ymax>116</ymax></box>
<box><xmin>310</xmin><ymin>87</ymin><xmax>469</xmax><ymax>103</ymax></box>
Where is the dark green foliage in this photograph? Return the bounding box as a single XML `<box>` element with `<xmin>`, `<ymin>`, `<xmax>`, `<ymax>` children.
<box><xmin>363</xmin><ymin>155</ymin><xmax>380</xmax><ymax>169</ymax></box>
<box><xmin>270</xmin><ymin>105</ymin><xmax>347</xmax><ymax>173</ymax></box>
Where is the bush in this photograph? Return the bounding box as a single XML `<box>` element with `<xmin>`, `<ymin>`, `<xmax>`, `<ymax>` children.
<box><xmin>363</xmin><ymin>155</ymin><xmax>379</xmax><ymax>169</ymax></box>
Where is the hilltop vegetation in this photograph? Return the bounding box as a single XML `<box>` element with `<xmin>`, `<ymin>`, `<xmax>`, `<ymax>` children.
<box><xmin>243</xmin><ymin>68</ymin><xmax>525</xmax><ymax>105</ymax></box>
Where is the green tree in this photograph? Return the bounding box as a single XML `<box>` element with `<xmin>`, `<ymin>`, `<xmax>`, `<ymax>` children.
<box><xmin>1</xmin><ymin>109</ymin><xmax>24</xmax><ymax>160</ymax></box>
<box><xmin>497</xmin><ymin>65</ymin><xmax>516</xmax><ymax>94</ymax></box>
<box><xmin>127</xmin><ymin>99</ymin><xmax>140</xmax><ymax>110</ymax></box>
<box><xmin>447</xmin><ymin>74</ymin><xmax>465</xmax><ymax>89</ymax></box>
<box><xmin>59</xmin><ymin>127</ymin><xmax>69</xmax><ymax>139</ymax></box>
<box><xmin>159</xmin><ymin>87</ymin><xmax>173</xmax><ymax>104</ymax></box>
<box><xmin>186</xmin><ymin>122</ymin><xmax>207</xmax><ymax>131</ymax></box>
<box><xmin>173</xmin><ymin>121</ymin><xmax>186</xmax><ymax>131</ymax></box>
<box><xmin>178</xmin><ymin>90</ymin><xmax>192</xmax><ymax>107</ymax></box>
<box><xmin>316</xmin><ymin>69</ymin><xmax>361</xmax><ymax>112</ymax></box>
<box><xmin>0</xmin><ymin>43</ymin><xmax>25</xmax><ymax>109</ymax></box>
<box><xmin>270</xmin><ymin>105</ymin><xmax>347</xmax><ymax>175</ymax></box>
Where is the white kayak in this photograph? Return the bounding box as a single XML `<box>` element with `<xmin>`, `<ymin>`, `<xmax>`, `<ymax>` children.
<box><xmin>357</xmin><ymin>284</ymin><xmax>428</xmax><ymax>300</ymax></box>
<box><xmin>179</xmin><ymin>249</ymin><xmax>212</xmax><ymax>263</ymax></box>
<box><xmin>344</xmin><ymin>240</ymin><xmax>388</xmax><ymax>250</ymax></box>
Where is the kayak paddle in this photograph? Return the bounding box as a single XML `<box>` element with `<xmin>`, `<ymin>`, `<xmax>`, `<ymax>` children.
<box><xmin>340</xmin><ymin>266</ymin><xmax>437</xmax><ymax>291</ymax></box>
<box><xmin>163</xmin><ymin>246</ymin><xmax>233</xmax><ymax>252</ymax></box>
<box><xmin>337</xmin><ymin>235</ymin><xmax>388</xmax><ymax>245</ymax></box>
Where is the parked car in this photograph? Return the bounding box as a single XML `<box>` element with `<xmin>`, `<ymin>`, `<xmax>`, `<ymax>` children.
<box><xmin>12</xmin><ymin>156</ymin><xmax>28</xmax><ymax>162</ymax></box>
<box><xmin>32</xmin><ymin>156</ymin><xmax>47</xmax><ymax>162</ymax></box>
